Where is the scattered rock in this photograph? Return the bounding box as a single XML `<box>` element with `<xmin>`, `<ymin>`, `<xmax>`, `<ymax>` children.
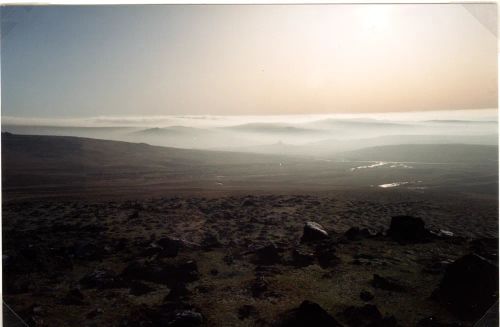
<box><xmin>387</xmin><ymin>216</ymin><xmax>431</xmax><ymax>243</ymax></box>
<box><xmin>276</xmin><ymin>300</ymin><xmax>342</xmax><ymax>327</ymax></box>
<box><xmin>301</xmin><ymin>222</ymin><xmax>329</xmax><ymax>243</ymax></box>
<box><xmin>433</xmin><ymin>253</ymin><xmax>498</xmax><ymax>321</ymax></box>
<box><xmin>371</xmin><ymin>274</ymin><xmax>405</xmax><ymax>292</ymax></box>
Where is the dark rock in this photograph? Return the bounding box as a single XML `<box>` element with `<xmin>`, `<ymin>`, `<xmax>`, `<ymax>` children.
<box><xmin>129</xmin><ymin>210</ymin><xmax>139</xmax><ymax>219</ymax></box>
<box><xmin>3</xmin><ymin>275</ymin><xmax>36</xmax><ymax>294</ymax></box>
<box><xmin>238</xmin><ymin>304</ymin><xmax>258</xmax><ymax>320</ymax></box>
<box><xmin>156</xmin><ymin>237</ymin><xmax>183</xmax><ymax>257</ymax></box>
<box><xmin>360</xmin><ymin>290</ymin><xmax>374</xmax><ymax>301</ymax></box>
<box><xmin>367</xmin><ymin>316</ymin><xmax>399</xmax><ymax>327</ymax></box>
<box><xmin>61</xmin><ymin>288</ymin><xmax>85</xmax><ymax>305</ymax></box>
<box><xmin>255</xmin><ymin>265</ymin><xmax>282</xmax><ymax>277</ymax></box>
<box><xmin>242</xmin><ymin>199</ymin><xmax>256</xmax><ymax>207</ymax></box>
<box><xmin>340</xmin><ymin>305</ymin><xmax>399</xmax><ymax>326</ymax></box>
<box><xmin>87</xmin><ymin>308</ymin><xmax>104</xmax><ymax>319</ymax></box>
<box><xmin>292</xmin><ymin>247</ymin><xmax>315</xmax><ymax>267</ymax></box>
<box><xmin>301</xmin><ymin>222</ymin><xmax>329</xmax><ymax>243</ymax></box>
<box><xmin>314</xmin><ymin>241</ymin><xmax>340</xmax><ymax>268</ymax></box>
<box><xmin>165</xmin><ymin>283</ymin><xmax>190</xmax><ymax>301</ymax></box>
<box><xmin>345</xmin><ymin>227</ymin><xmax>372</xmax><ymax>241</ymax></box>
<box><xmin>371</xmin><ymin>274</ymin><xmax>405</xmax><ymax>292</ymax></box>
<box><xmin>121</xmin><ymin>303</ymin><xmax>203</xmax><ymax>327</ymax></box>
<box><xmin>342</xmin><ymin>304</ymin><xmax>382</xmax><ymax>326</ymax></box>
<box><xmin>201</xmin><ymin>233</ymin><xmax>222</xmax><ymax>250</ymax></box>
<box><xmin>470</xmin><ymin>238</ymin><xmax>498</xmax><ymax>261</ymax></box>
<box><xmin>421</xmin><ymin>260</ymin><xmax>451</xmax><ymax>275</ymax></box>
<box><xmin>276</xmin><ymin>300</ymin><xmax>342</xmax><ymax>327</ymax></box>
<box><xmin>255</xmin><ymin>243</ymin><xmax>282</xmax><ymax>265</ymax></box>
<box><xmin>80</xmin><ymin>269</ymin><xmax>123</xmax><ymax>289</ymax></box>
<box><xmin>223</xmin><ymin>254</ymin><xmax>234</xmax><ymax>265</ymax></box>
<box><xmin>167</xmin><ymin>309</ymin><xmax>204</xmax><ymax>327</ymax></box>
<box><xmin>176</xmin><ymin>260</ymin><xmax>199</xmax><ymax>283</ymax></box>
<box><xmin>417</xmin><ymin>316</ymin><xmax>462</xmax><ymax>327</ymax></box>
<box><xmin>387</xmin><ymin>216</ymin><xmax>431</xmax><ymax>243</ymax></box>
<box><xmin>433</xmin><ymin>253</ymin><xmax>498</xmax><ymax>321</ymax></box>
<box><xmin>250</xmin><ymin>276</ymin><xmax>269</xmax><ymax>298</ymax></box>
<box><xmin>121</xmin><ymin>259</ymin><xmax>199</xmax><ymax>285</ymax></box>
<box><xmin>129</xmin><ymin>281</ymin><xmax>154</xmax><ymax>296</ymax></box>
<box><xmin>72</xmin><ymin>241</ymin><xmax>105</xmax><ymax>260</ymax></box>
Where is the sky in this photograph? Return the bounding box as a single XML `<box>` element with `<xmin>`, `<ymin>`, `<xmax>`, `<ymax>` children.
<box><xmin>1</xmin><ymin>4</ymin><xmax>498</xmax><ymax>119</ymax></box>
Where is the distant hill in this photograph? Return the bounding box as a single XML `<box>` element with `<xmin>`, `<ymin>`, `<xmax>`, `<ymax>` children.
<box><xmin>221</xmin><ymin>123</ymin><xmax>322</xmax><ymax>134</ymax></box>
<box><xmin>2</xmin><ymin>133</ymin><xmax>498</xmax><ymax>200</ymax></box>
<box><xmin>2</xmin><ymin>133</ymin><xmax>286</xmax><ymax>170</ymax></box>
<box><xmin>342</xmin><ymin>144</ymin><xmax>499</xmax><ymax>163</ymax></box>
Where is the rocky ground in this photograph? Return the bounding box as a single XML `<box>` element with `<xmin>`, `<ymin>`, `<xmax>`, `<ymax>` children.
<box><xmin>3</xmin><ymin>193</ymin><xmax>498</xmax><ymax>327</ymax></box>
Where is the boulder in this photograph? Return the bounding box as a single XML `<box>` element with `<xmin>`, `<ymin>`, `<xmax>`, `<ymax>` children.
<box><xmin>301</xmin><ymin>222</ymin><xmax>329</xmax><ymax>243</ymax></box>
<box><xmin>254</xmin><ymin>243</ymin><xmax>282</xmax><ymax>265</ymax></box>
<box><xmin>387</xmin><ymin>216</ymin><xmax>431</xmax><ymax>243</ymax></box>
<box><xmin>292</xmin><ymin>247</ymin><xmax>315</xmax><ymax>267</ymax></box>
<box><xmin>156</xmin><ymin>237</ymin><xmax>183</xmax><ymax>257</ymax></box>
<box><xmin>341</xmin><ymin>304</ymin><xmax>382</xmax><ymax>326</ymax></box>
<box><xmin>167</xmin><ymin>309</ymin><xmax>204</xmax><ymax>327</ymax></box>
<box><xmin>120</xmin><ymin>303</ymin><xmax>203</xmax><ymax>327</ymax></box>
<box><xmin>314</xmin><ymin>240</ymin><xmax>340</xmax><ymax>268</ymax></box>
<box><xmin>433</xmin><ymin>253</ymin><xmax>498</xmax><ymax>321</ymax></box>
<box><xmin>276</xmin><ymin>300</ymin><xmax>343</xmax><ymax>327</ymax></box>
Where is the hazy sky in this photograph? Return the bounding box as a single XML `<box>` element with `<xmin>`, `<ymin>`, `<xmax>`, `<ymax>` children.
<box><xmin>1</xmin><ymin>4</ymin><xmax>497</xmax><ymax>118</ymax></box>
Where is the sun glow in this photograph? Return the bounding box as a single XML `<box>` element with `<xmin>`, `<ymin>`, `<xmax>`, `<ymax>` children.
<box><xmin>359</xmin><ymin>5</ymin><xmax>393</xmax><ymax>32</ymax></box>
